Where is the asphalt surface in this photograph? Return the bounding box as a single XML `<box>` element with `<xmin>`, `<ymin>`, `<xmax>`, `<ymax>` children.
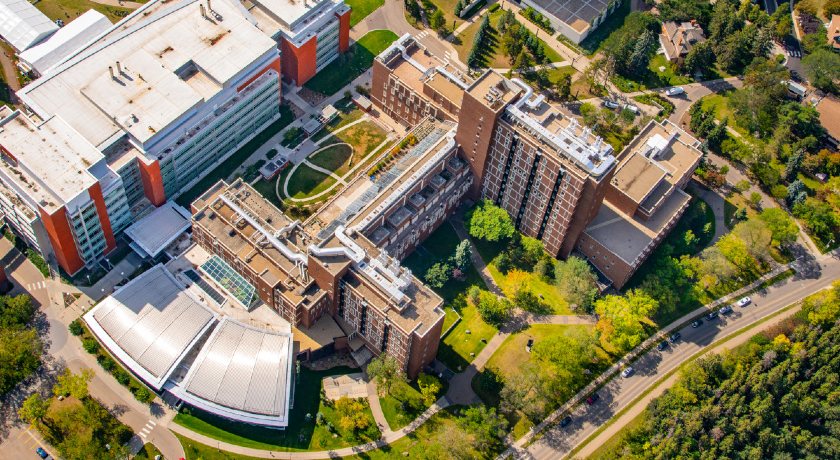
<box><xmin>520</xmin><ymin>253</ymin><xmax>840</xmax><ymax>459</ymax></box>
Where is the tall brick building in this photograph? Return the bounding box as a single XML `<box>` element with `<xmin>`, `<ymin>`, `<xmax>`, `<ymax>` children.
<box><xmin>192</xmin><ymin>179</ymin><xmax>445</xmax><ymax>378</ymax></box>
<box><xmin>370</xmin><ymin>34</ymin><xmax>702</xmax><ymax>286</ymax></box>
<box><xmin>241</xmin><ymin>0</ymin><xmax>351</xmax><ymax>85</ymax></box>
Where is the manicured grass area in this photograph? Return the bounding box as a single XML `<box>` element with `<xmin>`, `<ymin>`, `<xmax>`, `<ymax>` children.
<box><xmin>486</xmin><ymin>324</ymin><xmax>593</xmax><ymax>381</ymax></box>
<box><xmin>314</xmin><ymin>120</ymin><xmax>388</xmax><ymax>176</ymax></box>
<box><xmin>426</xmin><ymin>0</ymin><xmax>467</xmax><ymax>33</ymax></box>
<box><xmin>134</xmin><ymin>443</ymin><xmax>163</xmax><ymax>460</ymax></box>
<box><xmin>379</xmin><ymin>380</ymin><xmax>431</xmax><ymax>430</ymax></box>
<box><xmin>305</xmin><ymin>30</ymin><xmax>398</xmax><ymax>96</ymax></box>
<box><xmin>36</xmin><ymin>0</ymin><xmax>133</xmax><ymax>23</ymax></box>
<box><xmin>173</xmin><ymin>367</ymin><xmax>380</xmax><ymax>451</ymax></box>
<box><xmin>175</xmin><ymin>104</ymin><xmax>295</xmax><ymax>207</ymax></box>
<box><xmin>309</xmin><ymin>144</ymin><xmax>353</xmax><ymax>174</ymax></box>
<box><xmin>311</xmin><ymin>102</ymin><xmax>366</xmax><ymax>142</ymax></box>
<box><xmin>473</xmin><ymin>324</ymin><xmax>600</xmax><ymax>439</ymax></box>
<box><xmin>437</xmin><ymin>297</ymin><xmax>498</xmax><ymax>371</ymax></box>
<box><xmin>612</xmin><ymin>54</ymin><xmax>693</xmax><ymax>92</ymax></box>
<box><xmin>455</xmin><ymin>9</ymin><xmax>564</xmax><ymax>69</ymax></box>
<box><xmin>345</xmin><ymin>0</ymin><xmax>385</xmax><ymax>27</ymax></box>
<box><xmin>177</xmin><ymin>434</ymin><xmax>262</xmax><ymax>460</ymax></box>
<box><xmin>344</xmin><ymin>406</ymin><xmax>495</xmax><ymax>459</ymax></box>
<box><xmin>578</xmin><ymin>0</ymin><xmax>631</xmax><ymax>55</ymax></box>
<box><xmin>251</xmin><ymin>166</ymin><xmax>289</xmax><ymax>210</ymax></box>
<box><xmin>285</xmin><ymin>164</ymin><xmax>337</xmax><ymax>199</ymax></box>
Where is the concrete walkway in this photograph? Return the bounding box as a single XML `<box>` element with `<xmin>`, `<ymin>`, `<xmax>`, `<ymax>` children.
<box><xmin>91</xmin><ymin>0</ymin><xmax>144</xmax><ymax>8</ymax></box>
<box><xmin>366</xmin><ymin>382</ymin><xmax>393</xmax><ymax>434</ymax></box>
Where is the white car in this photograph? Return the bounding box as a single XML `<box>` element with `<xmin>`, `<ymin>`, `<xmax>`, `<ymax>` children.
<box><xmin>623</xmin><ymin>104</ymin><xmax>640</xmax><ymax>114</ymax></box>
<box><xmin>735</xmin><ymin>296</ymin><xmax>752</xmax><ymax>308</ymax></box>
<box><xmin>602</xmin><ymin>100</ymin><xmax>620</xmax><ymax>109</ymax></box>
<box><xmin>665</xmin><ymin>87</ymin><xmax>685</xmax><ymax>96</ymax></box>
<box><xmin>621</xmin><ymin>367</ymin><xmax>635</xmax><ymax>378</ymax></box>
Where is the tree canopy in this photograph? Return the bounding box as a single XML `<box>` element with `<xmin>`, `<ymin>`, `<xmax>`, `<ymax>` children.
<box><xmin>594</xmin><ymin>290</ymin><xmax>658</xmax><ymax>353</ymax></box>
<box><xmin>466</xmin><ymin>200</ymin><xmax>515</xmax><ymax>242</ymax></box>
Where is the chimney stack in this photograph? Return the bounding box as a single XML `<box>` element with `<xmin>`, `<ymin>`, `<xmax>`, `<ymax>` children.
<box><xmin>207</xmin><ymin>0</ymin><xmax>212</xmax><ymax>12</ymax></box>
<box><xmin>116</xmin><ymin>61</ymin><xmax>122</xmax><ymax>75</ymax></box>
<box><xmin>200</xmin><ymin>3</ymin><xmax>206</xmax><ymax>17</ymax></box>
<box><xmin>108</xmin><ymin>66</ymin><xmax>114</xmax><ymax>79</ymax></box>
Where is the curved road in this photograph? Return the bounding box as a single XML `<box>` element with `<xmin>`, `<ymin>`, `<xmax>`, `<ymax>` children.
<box><xmin>514</xmin><ymin>253</ymin><xmax>840</xmax><ymax>459</ymax></box>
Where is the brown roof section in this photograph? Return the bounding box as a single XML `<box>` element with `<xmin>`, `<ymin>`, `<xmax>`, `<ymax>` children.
<box><xmin>817</xmin><ymin>95</ymin><xmax>840</xmax><ymax>141</ymax></box>
<box><xmin>828</xmin><ymin>15</ymin><xmax>840</xmax><ymax>51</ymax></box>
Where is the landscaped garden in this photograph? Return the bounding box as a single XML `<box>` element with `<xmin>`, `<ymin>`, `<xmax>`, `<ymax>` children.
<box><xmin>36</xmin><ymin>0</ymin><xmax>133</xmax><ymax>23</ymax></box>
<box><xmin>173</xmin><ymin>366</ymin><xmax>381</xmax><ymax>452</ymax></box>
<box><xmin>305</xmin><ymin>30</ymin><xmax>398</xmax><ymax>96</ymax></box>
<box><xmin>175</xmin><ymin>104</ymin><xmax>295</xmax><ymax>207</ymax></box>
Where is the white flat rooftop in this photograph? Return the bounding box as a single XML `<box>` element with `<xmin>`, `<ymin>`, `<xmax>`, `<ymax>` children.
<box><xmin>19</xmin><ymin>0</ymin><xmax>277</xmax><ymax>147</ymax></box>
<box><xmin>0</xmin><ymin>109</ymin><xmax>103</xmax><ymax>212</ymax></box>
<box><xmin>18</xmin><ymin>10</ymin><xmax>112</xmax><ymax>75</ymax></box>
<box><xmin>0</xmin><ymin>0</ymin><xmax>58</xmax><ymax>51</ymax></box>
<box><xmin>175</xmin><ymin>318</ymin><xmax>294</xmax><ymax>427</ymax></box>
<box><xmin>124</xmin><ymin>201</ymin><xmax>192</xmax><ymax>258</ymax></box>
<box><xmin>84</xmin><ymin>264</ymin><xmax>217</xmax><ymax>389</ymax></box>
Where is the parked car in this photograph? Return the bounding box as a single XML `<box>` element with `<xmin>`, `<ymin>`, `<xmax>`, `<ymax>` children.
<box><xmin>665</xmin><ymin>87</ymin><xmax>685</xmax><ymax>96</ymax></box>
<box><xmin>621</xmin><ymin>367</ymin><xmax>635</xmax><ymax>378</ymax></box>
<box><xmin>720</xmin><ymin>305</ymin><xmax>733</xmax><ymax>315</ymax></box>
<box><xmin>669</xmin><ymin>332</ymin><xmax>681</xmax><ymax>343</ymax></box>
<box><xmin>691</xmin><ymin>320</ymin><xmax>703</xmax><ymax>328</ymax></box>
<box><xmin>623</xmin><ymin>104</ymin><xmax>640</xmax><ymax>114</ymax></box>
<box><xmin>657</xmin><ymin>340</ymin><xmax>669</xmax><ymax>351</ymax></box>
<box><xmin>36</xmin><ymin>447</ymin><xmax>48</xmax><ymax>459</ymax></box>
<box><xmin>586</xmin><ymin>393</ymin><xmax>601</xmax><ymax>405</ymax></box>
<box><xmin>560</xmin><ymin>416</ymin><xmax>573</xmax><ymax>427</ymax></box>
<box><xmin>735</xmin><ymin>296</ymin><xmax>752</xmax><ymax>308</ymax></box>
<box><xmin>706</xmin><ymin>310</ymin><xmax>719</xmax><ymax>320</ymax></box>
<box><xmin>603</xmin><ymin>100</ymin><xmax>620</xmax><ymax>109</ymax></box>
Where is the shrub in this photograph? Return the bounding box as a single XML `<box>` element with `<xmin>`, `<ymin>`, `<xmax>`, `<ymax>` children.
<box><xmin>26</xmin><ymin>249</ymin><xmax>49</xmax><ymax>277</ymax></box>
<box><xmin>133</xmin><ymin>386</ymin><xmax>155</xmax><ymax>404</ymax></box>
<box><xmin>68</xmin><ymin>320</ymin><xmax>83</xmax><ymax>336</ymax></box>
<box><xmin>82</xmin><ymin>337</ymin><xmax>100</xmax><ymax>354</ymax></box>
<box><xmin>97</xmin><ymin>355</ymin><xmax>116</xmax><ymax>372</ymax></box>
<box><xmin>113</xmin><ymin>369</ymin><xmax>131</xmax><ymax>386</ymax></box>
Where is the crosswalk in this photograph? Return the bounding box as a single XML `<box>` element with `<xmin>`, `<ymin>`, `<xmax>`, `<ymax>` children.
<box><xmin>26</xmin><ymin>280</ymin><xmax>47</xmax><ymax>291</ymax></box>
<box><xmin>138</xmin><ymin>419</ymin><xmax>156</xmax><ymax>439</ymax></box>
<box><xmin>415</xmin><ymin>30</ymin><xmax>430</xmax><ymax>39</ymax></box>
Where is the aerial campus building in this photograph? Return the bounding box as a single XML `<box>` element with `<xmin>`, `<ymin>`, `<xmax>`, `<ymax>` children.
<box><xmin>519</xmin><ymin>0</ymin><xmax>623</xmax><ymax>44</ymax></box>
<box><xmin>84</xmin><ymin>264</ymin><xmax>295</xmax><ymax>427</ymax></box>
<box><xmin>0</xmin><ymin>0</ymin><xmax>336</xmax><ymax>276</ymax></box>
<box><xmin>371</xmin><ymin>34</ymin><xmax>702</xmax><ymax>287</ymax></box>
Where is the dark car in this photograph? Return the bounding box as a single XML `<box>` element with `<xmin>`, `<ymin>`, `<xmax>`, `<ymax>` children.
<box><xmin>691</xmin><ymin>320</ymin><xmax>703</xmax><ymax>328</ymax></box>
<box><xmin>560</xmin><ymin>416</ymin><xmax>573</xmax><ymax>427</ymax></box>
<box><xmin>720</xmin><ymin>305</ymin><xmax>733</xmax><ymax>315</ymax></box>
<box><xmin>669</xmin><ymin>332</ymin><xmax>681</xmax><ymax>343</ymax></box>
<box><xmin>706</xmin><ymin>310</ymin><xmax>719</xmax><ymax>320</ymax></box>
<box><xmin>657</xmin><ymin>340</ymin><xmax>669</xmax><ymax>351</ymax></box>
<box><xmin>586</xmin><ymin>393</ymin><xmax>600</xmax><ymax>405</ymax></box>
<box><xmin>36</xmin><ymin>447</ymin><xmax>48</xmax><ymax>459</ymax></box>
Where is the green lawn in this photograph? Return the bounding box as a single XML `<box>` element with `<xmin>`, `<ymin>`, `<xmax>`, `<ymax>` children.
<box><xmin>487</xmin><ymin>263</ymin><xmax>572</xmax><ymax>315</ymax></box>
<box><xmin>578</xmin><ymin>0</ymin><xmax>631</xmax><ymax>55</ymax></box>
<box><xmin>285</xmin><ymin>164</ymin><xmax>337</xmax><ymax>200</ymax></box>
<box><xmin>379</xmin><ymin>380</ymin><xmax>432</xmax><ymax>430</ymax></box>
<box><xmin>36</xmin><ymin>0</ymin><xmax>133</xmax><ymax>23</ymax></box>
<box><xmin>455</xmin><ymin>9</ymin><xmax>563</xmax><ymax>69</ymax></box>
<box><xmin>612</xmin><ymin>54</ymin><xmax>693</xmax><ymax>92</ymax></box>
<box><xmin>305</xmin><ymin>30</ymin><xmax>398</xmax><ymax>96</ymax></box>
<box><xmin>175</xmin><ymin>104</ymin><xmax>295</xmax><ymax>207</ymax></box>
<box><xmin>311</xmin><ymin>102</ymin><xmax>366</xmax><ymax>142</ymax></box>
<box><xmin>173</xmin><ymin>367</ymin><xmax>380</xmax><ymax>452</ymax></box>
<box><xmin>345</xmin><ymin>0</ymin><xmax>385</xmax><ymax>27</ymax></box>
<box><xmin>314</xmin><ymin>120</ymin><xmax>388</xmax><ymax>176</ymax></box>
<box><xmin>309</xmin><ymin>144</ymin><xmax>353</xmax><ymax>174</ymax></box>
<box><xmin>437</xmin><ymin>297</ymin><xmax>498</xmax><ymax>371</ymax></box>
<box><xmin>134</xmin><ymin>443</ymin><xmax>163</xmax><ymax>460</ymax></box>
<box><xmin>177</xmin><ymin>434</ymin><xmax>262</xmax><ymax>460</ymax></box>
<box><xmin>473</xmin><ymin>323</ymin><xmax>597</xmax><ymax>439</ymax></box>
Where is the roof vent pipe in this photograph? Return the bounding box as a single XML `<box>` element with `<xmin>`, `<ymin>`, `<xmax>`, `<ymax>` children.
<box><xmin>200</xmin><ymin>3</ymin><xmax>206</xmax><ymax>17</ymax></box>
<box><xmin>108</xmin><ymin>66</ymin><xmax>114</xmax><ymax>79</ymax></box>
<box><xmin>207</xmin><ymin>0</ymin><xmax>212</xmax><ymax>12</ymax></box>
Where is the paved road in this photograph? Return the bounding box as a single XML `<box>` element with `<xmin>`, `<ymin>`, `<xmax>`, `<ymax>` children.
<box><xmin>0</xmin><ymin>239</ymin><xmax>185</xmax><ymax>460</ymax></box>
<box><xmin>517</xmin><ymin>252</ymin><xmax>840</xmax><ymax>459</ymax></box>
